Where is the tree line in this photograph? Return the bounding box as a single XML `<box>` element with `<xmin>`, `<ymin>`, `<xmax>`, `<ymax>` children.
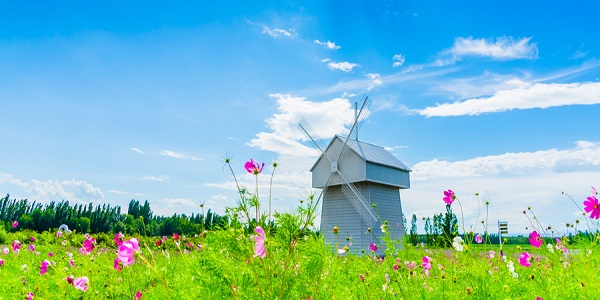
<box><xmin>0</xmin><ymin>194</ymin><xmax>228</xmax><ymax>236</ymax></box>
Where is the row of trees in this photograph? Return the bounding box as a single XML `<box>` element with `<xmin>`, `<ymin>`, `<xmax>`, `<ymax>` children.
<box><xmin>408</xmin><ymin>205</ymin><xmax>459</xmax><ymax>247</ymax></box>
<box><xmin>0</xmin><ymin>194</ymin><xmax>228</xmax><ymax>236</ymax></box>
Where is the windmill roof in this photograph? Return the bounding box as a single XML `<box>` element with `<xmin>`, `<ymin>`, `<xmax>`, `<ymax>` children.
<box><xmin>310</xmin><ymin>135</ymin><xmax>412</xmax><ymax>172</ymax></box>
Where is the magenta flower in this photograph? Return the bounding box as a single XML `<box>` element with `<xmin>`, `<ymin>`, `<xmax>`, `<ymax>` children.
<box><xmin>69</xmin><ymin>259</ymin><xmax>75</xmax><ymax>267</ymax></box>
<box><xmin>117</xmin><ymin>238</ymin><xmax>140</xmax><ymax>266</ymax></box>
<box><xmin>369</xmin><ymin>242</ymin><xmax>378</xmax><ymax>253</ymax></box>
<box><xmin>134</xmin><ymin>291</ymin><xmax>143</xmax><ymax>300</ymax></box>
<box><xmin>114</xmin><ymin>232</ymin><xmax>125</xmax><ymax>246</ymax></box>
<box><xmin>529</xmin><ymin>230</ymin><xmax>543</xmax><ymax>248</ymax></box>
<box><xmin>28</xmin><ymin>244</ymin><xmax>35</xmax><ymax>252</ymax></box>
<box><xmin>56</xmin><ymin>231</ymin><xmax>63</xmax><ymax>237</ymax></box>
<box><xmin>443</xmin><ymin>190</ymin><xmax>455</xmax><ymax>205</ymax></box>
<box><xmin>12</xmin><ymin>221</ymin><xmax>18</xmax><ymax>228</ymax></box>
<box><xmin>422</xmin><ymin>256</ymin><xmax>432</xmax><ymax>276</ymax></box>
<box><xmin>475</xmin><ymin>234</ymin><xmax>483</xmax><ymax>244</ymax></box>
<box><xmin>80</xmin><ymin>235</ymin><xmax>96</xmax><ymax>255</ymax></box>
<box><xmin>27</xmin><ymin>292</ymin><xmax>34</xmax><ymax>300</ymax></box>
<box><xmin>245</xmin><ymin>159</ymin><xmax>265</xmax><ymax>175</ymax></box>
<box><xmin>66</xmin><ymin>276</ymin><xmax>74</xmax><ymax>284</ymax></box>
<box><xmin>39</xmin><ymin>260</ymin><xmax>50</xmax><ymax>275</ymax></box>
<box><xmin>48</xmin><ymin>252</ymin><xmax>54</xmax><ymax>257</ymax></box>
<box><xmin>584</xmin><ymin>195</ymin><xmax>600</xmax><ymax>219</ymax></box>
<box><xmin>252</xmin><ymin>226</ymin><xmax>266</xmax><ymax>259</ymax></box>
<box><xmin>519</xmin><ymin>252</ymin><xmax>532</xmax><ymax>267</ymax></box>
<box><xmin>0</xmin><ymin>258</ymin><xmax>4</xmax><ymax>266</ymax></box>
<box><xmin>113</xmin><ymin>258</ymin><xmax>123</xmax><ymax>271</ymax></box>
<box><xmin>30</xmin><ymin>237</ymin><xmax>36</xmax><ymax>242</ymax></box>
<box><xmin>73</xmin><ymin>276</ymin><xmax>89</xmax><ymax>292</ymax></box>
<box><xmin>11</xmin><ymin>240</ymin><xmax>21</xmax><ymax>253</ymax></box>
<box><xmin>359</xmin><ymin>274</ymin><xmax>365</xmax><ymax>282</ymax></box>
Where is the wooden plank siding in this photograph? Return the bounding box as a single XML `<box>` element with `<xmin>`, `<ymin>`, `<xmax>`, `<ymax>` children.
<box><xmin>321</xmin><ymin>182</ymin><xmax>406</xmax><ymax>255</ymax></box>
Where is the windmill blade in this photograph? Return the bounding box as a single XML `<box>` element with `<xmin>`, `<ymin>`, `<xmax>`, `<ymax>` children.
<box><xmin>298</xmin><ymin>117</ymin><xmax>327</xmax><ymax>154</ymax></box>
<box><xmin>335</xmin><ymin>96</ymin><xmax>372</xmax><ymax>163</ymax></box>
<box><xmin>337</xmin><ymin>170</ymin><xmax>378</xmax><ymax>228</ymax></box>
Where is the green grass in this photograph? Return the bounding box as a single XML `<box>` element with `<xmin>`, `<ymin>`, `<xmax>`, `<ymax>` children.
<box><xmin>1</xmin><ymin>228</ymin><xmax>599</xmax><ymax>299</ymax></box>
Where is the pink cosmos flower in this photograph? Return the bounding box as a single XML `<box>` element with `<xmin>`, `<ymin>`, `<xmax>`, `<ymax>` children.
<box><xmin>369</xmin><ymin>242</ymin><xmax>378</xmax><ymax>253</ymax></box>
<box><xmin>252</xmin><ymin>226</ymin><xmax>266</xmax><ymax>259</ymax></box>
<box><xmin>172</xmin><ymin>233</ymin><xmax>180</xmax><ymax>241</ymax></box>
<box><xmin>2</xmin><ymin>247</ymin><xmax>8</xmax><ymax>255</ymax></box>
<box><xmin>0</xmin><ymin>258</ymin><xmax>4</xmax><ymax>266</ymax></box>
<box><xmin>134</xmin><ymin>291</ymin><xmax>143</xmax><ymax>300</ymax></box>
<box><xmin>422</xmin><ymin>256</ymin><xmax>432</xmax><ymax>276</ymax></box>
<box><xmin>113</xmin><ymin>258</ymin><xmax>123</xmax><ymax>271</ymax></box>
<box><xmin>117</xmin><ymin>238</ymin><xmax>140</xmax><ymax>266</ymax></box>
<box><xmin>529</xmin><ymin>230</ymin><xmax>543</xmax><ymax>248</ymax></box>
<box><xmin>114</xmin><ymin>232</ymin><xmax>125</xmax><ymax>246</ymax></box>
<box><xmin>69</xmin><ymin>259</ymin><xmax>75</xmax><ymax>267</ymax></box>
<box><xmin>30</xmin><ymin>237</ymin><xmax>36</xmax><ymax>242</ymax></box>
<box><xmin>80</xmin><ymin>235</ymin><xmax>96</xmax><ymax>255</ymax></box>
<box><xmin>11</xmin><ymin>240</ymin><xmax>21</xmax><ymax>254</ymax></box>
<box><xmin>245</xmin><ymin>159</ymin><xmax>265</xmax><ymax>175</ymax></box>
<box><xmin>519</xmin><ymin>252</ymin><xmax>532</xmax><ymax>267</ymax></box>
<box><xmin>12</xmin><ymin>221</ymin><xmax>18</xmax><ymax>228</ymax></box>
<box><xmin>56</xmin><ymin>231</ymin><xmax>63</xmax><ymax>237</ymax></box>
<box><xmin>584</xmin><ymin>195</ymin><xmax>600</xmax><ymax>219</ymax></box>
<box><xmin>48</xmin><ymin>252</ymin><xmax>54</xmax><ymax>257</ymax></box>
<box><xmin>27</xmin><ymin>292</ymin><xmax>34</xmax><ymax>300</ymax></box>
<box><xmin>66</xmin><ymin>276</ymin><xmax>74</xmax><ymax>284</ymax></box>
<box><xmin>359</xmin><ymin>274</ymin><xmax>365</xmax><ymax>282</ymax></box>
<box><xmin>39</xmin><ymin>260</ymin><xmax>50</xmax><ymax>275</ymax></box>
<box><xmin>28</xmin><ymin>244</ymin><xmax>35</xmax><ymax>252</ymax></box>
<box><xmin>73</xmin><ymin>276</ymin><xmax>89</xmax><ymax>292</ymax></box>
<box><xmin>475</xmin><ymin>234</ymin><xmax>483</xmax><ymax>244</ymax></box>
<box><xmin>443</xmin><ymin>190</ymin><xmax>455</xmax><ymax>205</ymax></box>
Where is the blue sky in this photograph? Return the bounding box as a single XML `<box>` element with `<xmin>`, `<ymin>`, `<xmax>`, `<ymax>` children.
<box><xmin>1</xmin><ymin>1</ymin><xmax>599</xmax><ymax>234</ymax></box>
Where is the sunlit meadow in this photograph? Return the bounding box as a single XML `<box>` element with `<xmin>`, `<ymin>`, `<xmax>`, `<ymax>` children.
<box><xmin>1</xmin><ymin>158</ymin><xmax>599</xmax><ymax>299</ymax></box>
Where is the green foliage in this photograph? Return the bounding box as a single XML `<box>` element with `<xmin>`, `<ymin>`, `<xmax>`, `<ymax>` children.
<box><xmin>409</xmin><ymin>214</ymin><xmax>419</xmax><ymax>246</ymax></box>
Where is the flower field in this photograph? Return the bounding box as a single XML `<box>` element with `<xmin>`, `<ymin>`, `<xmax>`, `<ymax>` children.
<box><xmin>1</xmin><ymin>160</ymin><xmax>599</xmax><ymax>299</ymax></box>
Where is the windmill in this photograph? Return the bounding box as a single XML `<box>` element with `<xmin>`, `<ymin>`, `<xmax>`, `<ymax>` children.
<box><xmin>299</xmin><ymin>96</ymin><xmax>411</xmax><ymax>254</ymax></box>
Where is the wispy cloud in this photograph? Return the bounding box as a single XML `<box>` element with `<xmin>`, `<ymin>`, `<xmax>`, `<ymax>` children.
<box><xmin>130</xmin><ymin>147</ymin><xmax>144</xmax><ymax>154</ymax></box>
<box><xmin>412</xmin><ymin>140</ymin><xmax>600</xmax><ymax>181</ymax></box>
<box><xmin>446</xmin><ymin>36</ymin><xmax>538</xmax><ymax>60</ymax></box>
<box><xmin>322</xmin><ymin>59</ymin><xmax>360</xmax><ymax>72</ymax></box>
<box><xmin>0</xmin><ymin>173</ymin><xmax>105</xmax><ymax>204</ymax></box>
<box><xmin>261</xmin><ymin>25</ymin><xmax>297</xmax><ymax>39</ymax></box>
<box><xmin>142</xmin><ymin>175</ymin><xmax>169</xmax><ymax>182</ymax></box>
<box><xmin>417</xmin><ymin>80</ymin><xmax>600</xmax><ymax>117</ymax></box>
<box><xmin>108</xmin><ymin>189</ymin><xmax>129</xmax><ymax>195</ymax></box>
<box><xmin>314</xmin><ymin>40</ymin><xmax>341</xmax><ymax>50</ymax></box>
<box><xmin>160</xmin><ymin>150</ymin><xmax>202</xmax><ymax>161</ymax></box>
<box><xmin>392</xmin><ymin>54</ymin><xmax>406</xmax><ymax>67</ymax></box>
<box><xmin>366</xmin><ymin>73</ymin><xmax>382</xmax><ymax>91</ymax></box>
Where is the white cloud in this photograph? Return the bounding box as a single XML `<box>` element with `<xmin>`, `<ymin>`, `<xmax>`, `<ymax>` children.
<box><xmin>0</xmin><ymin>173</ymin><xmax>104</xmax><ymax>204</ymax></box>
<box><xmin>248</xmin><ymin>94</ymin><xmax>357</xmax><ymax>156</ymax></box>
<box><xmin>108</xmin><ymin>189</ymin><xmax>129</xmax><ymax>195</ymax></box>
<box><xmin>160</xmin><ymin>150</ymin><xmax>202</xmax><ymax>161</ymax></box>
<box><xmin>131</xmin><ymin>147</ymin><xmax>144</xmax><ymax>154</ymax></box>
<box><xmin>261</xmin><ymin>26</ymin><xmax>297</xmax><ymax>39</ymax></box>
<box><xmin>417</xmin><ymin>80</ymin><xmax>600</xmax><ymax>117</ymax></box>
<box><xmin>153</xmin><ymin>198</ymin><xmax>201</xmax><ymax>216</ymax></box>
<box><xmin>446</xmin><ymin>36</ymin><xmax>538</xmax><ymax>60</ymax></box>
<box><xmin>211</xmin><ymin>194</ymin><xmax>228</xmax><ymax>201</ymax></box>
<box><xmin>411</xmin><ymin>140</ymin><xmax>600</xmax><ymax>181</ymax></box>
<box><xmin>366</xmin><ymin>73</ymin><xmax>382</xmax><ymax>91</ymax></box>
<box><xmin>326</xmin><ymin>61</ymin><xmax>360</xmax><ymax>72</ymax></box>
<box><xmin>142</xmin><ymin>175</ymin><xmax>169</xmax><ymax>182</ymax></box>
<box><xmin>401</xmin><ymin>141</ymin><xmax>600</xmax><ymax>234</ymax></box>
<box><xmin>314</xmin><ymin>40</ymin><xmax>341</xmax><ymax>50</ymax></box>
<box><xmin>392</xmin><ymin>54</ymin><xmax>406</xmax><ymax>67</ymax></box>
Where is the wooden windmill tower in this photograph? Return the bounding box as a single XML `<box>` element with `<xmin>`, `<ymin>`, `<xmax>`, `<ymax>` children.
<box><xmin>299</xmin><ymin>97</ymin><xmax>411</xmax><ymax>254</ymax></box>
